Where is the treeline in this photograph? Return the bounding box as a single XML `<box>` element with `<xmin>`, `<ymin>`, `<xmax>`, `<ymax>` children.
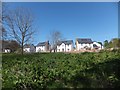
<box><xmin>104</xmin><ymin>38</ymin><xmax>120</xmax><ymax>49</ymax></box>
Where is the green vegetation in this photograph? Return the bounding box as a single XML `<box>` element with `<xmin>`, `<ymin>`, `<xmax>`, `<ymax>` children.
<box><xmin>104</xmin><ymin>38</ymin><xmax>120</xmax><ymax>49</ymax></box>
<box><xmin>2</xmin><ymin>50</ymin><xmax>120</xmax><ymax>89</ymax></box>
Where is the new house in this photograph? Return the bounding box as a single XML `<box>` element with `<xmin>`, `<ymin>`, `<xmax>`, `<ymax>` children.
<box><xmin>93</xmin><ymin>41</ymin><xmax>104</xmax><ymax>50</ymax></box>
<box><xmin>36</xmin><ymin>41</ymin><xmax>50</xmax><ymax>52</ymax></box>
<box><xmin>76</xmin><ymin>38</ymin><xmax>93</xmax><ymax>51</ymax></box>
<box><xmin>75</xmin><ymin>38</ymin><xmax>103</xmax><ymax>51</ymax></box>
<box><xmin>56</xmin><ymin>40</ymin><xmax>74</xmax><ymax>52</ymax></box>
<box><xmin>23</xmin><ymin>44</ymin><xmax>36</xmax><ymax>53</ymax></box>
<box><xmin>1</xmin><ymin>40</ymin><xmax>20</xmax><ymax>53</ymax></box>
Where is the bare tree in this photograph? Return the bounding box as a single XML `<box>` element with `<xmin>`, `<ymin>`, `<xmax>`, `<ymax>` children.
<box><xmin>1</xmin><ymin>27</ymin><xmax>7</xmax><ymax>40</ymax></box>
<box><xmin>0</xmin><ymin>2</ymin><xmax>3</xmax><ymax>40</ymax></box>
<box><xmin>49</xmin><ymin>30</ymin><xmax>63</xmax><ymax>52</ymax></box>
<box><xmin>2</xmin><ymin>3</ymin><xmax>8</xmax><ymax>22</ymax></box>
<box><xmin>1</xmin><ymin>3</ymin><xmax>9</xmax><ymax>40</ymax></box>
<box><xmin>6</xmin><ymin>7</ymin><xmax>35</xmax><ymax>54</ymax></box>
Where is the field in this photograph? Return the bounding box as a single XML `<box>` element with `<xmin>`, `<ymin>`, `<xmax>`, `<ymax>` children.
<box><xmin>2</xmin><ymin>50</ymin><xmax>120</xmax><ymax>89</ymax></box>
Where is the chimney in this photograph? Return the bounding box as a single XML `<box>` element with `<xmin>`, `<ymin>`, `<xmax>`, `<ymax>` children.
<box><xmin>46</xmin><ymin>40</ymin><xmax>49</xmax><ymax>51</ymax></box>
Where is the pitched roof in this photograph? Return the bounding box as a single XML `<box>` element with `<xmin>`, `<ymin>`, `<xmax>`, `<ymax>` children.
<box><xmin>76</xmin><ymin>38</ymin><xmax>93</xmax><ymax>44</ymax></box>
<box><xmin>57</xmin><ymin>40</ymin><xmax>73</xmax><ymax>46</ymax></box>
<box><xmin>93</xmin><ymin>41</ymin><xmax>103</xmax><ymax>46</ymax></box>
<box><xmin>24</xmin><ymin>44</ymin><xmax>34</xmax><ymax>48</ymax></box>
<box><xmin>1</xmin><ymin>40</ymin><xmax>20</xmax><ymax>49</ymax></box>
<box><xmin>36</xmin><ymin>41</ymin><xmax>49</xmax><ymax>46</ymax></box>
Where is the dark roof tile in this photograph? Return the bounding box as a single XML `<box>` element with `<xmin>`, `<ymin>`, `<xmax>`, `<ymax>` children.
<box><xmin>57</xmin><ymin>40</ymin><xmax>73</xmax><ymax>45</ymax></box>
<box><xmin>24</xmin><ymin>44</ymin><xmax>34</xmax><ymax>48</ymax></box>
<box><xmin>36</xmin><ymin>41</ymin><xmax>49</xmax><ymax>46</ymax></box>
<box><xmin>76</xmin><ymin>38</ymin><xmax>93</xmax><ymax>44</ymax></box>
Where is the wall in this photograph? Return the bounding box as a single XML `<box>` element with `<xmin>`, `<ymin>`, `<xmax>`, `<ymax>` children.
<box><xmin>30</xmin><ymin>46</ymin><xmax>36</xmax><ymax>52</ymax></box>
<box><xmin>93</xmin><ymin>42</ymin><xmax>103</xmax><ymax>50</ymax></box>
<box><xmin>4</xmin><ymin>49</ymin><xmax>11</xmax><ymax>53</ymax></box>
<box><xmin>36</xmin><ymin>46</ymin><xmax>45</xmax><ymax>52</ymax></box>
<box><xmin>76</xmin><ymin>41</ymin><xmax>103</xmax><ymax>51</ymax></box>
<box><xmin>23</xmin><ymin>48</ymin><xmax>30</xmax><ymax>52</ymax></box>
<box><xmin>57</xmin><ymin>43</ymin><xmax>73</xmax><ymax>52</ymax></box>
<box><xmin>77</xmin><ymin>43</ymin><xmax>93</xmax><ymax>50</ymax></box>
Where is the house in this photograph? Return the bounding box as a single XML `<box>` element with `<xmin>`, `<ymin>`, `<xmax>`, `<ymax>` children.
<box><xmin>76</xmin><ymin>38</ymin><xmax>93</xmax><ymax>51</ymax></box>
<box><xmin>93</xmin><ymin>41</ymin><xmax>104</xmax><ymax>50</ymax></box>
<box><xmin>56</xmin><ymin>40</ymin><xmax>74</xmax><ymax>52</ymax></box>
<box><xmin>23</xmin><ymin>44</ymin><xmax>36</xmax><ymax>53</ymax></box>
<box><xmin>0</xmin><ymin>40</ymin><xmax>20</xmax><ymax>53</ymax></box>
<box><xmin>36</xmin><ymin>41</ymin><xmax>50</xmax><ymax>52</ymax></box>
<box><xmin>76</xmin><ymin>38</ymin><xmax>103</xmax><ymax>51</ymax></box>
<box><xmin>50</xmin><ymin>45</ymin><xmax>57</xmax><ymax>52</ymax></box>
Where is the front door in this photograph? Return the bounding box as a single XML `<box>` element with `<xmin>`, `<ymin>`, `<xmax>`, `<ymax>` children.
<box><xmin>62</xmin><ymin>48</ymin><xmax>64</xmax><ymax>52</ymax></box>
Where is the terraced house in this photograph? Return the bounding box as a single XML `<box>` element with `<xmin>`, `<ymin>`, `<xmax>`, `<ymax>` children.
<box><xmin>56</xmin><ymin>40</ymin><xmax>74</xmax><ymax>52</ymax></box>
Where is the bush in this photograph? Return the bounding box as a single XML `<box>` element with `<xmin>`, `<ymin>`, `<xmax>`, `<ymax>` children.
<box><xmin>2</xmin><ymin>51</ymin><xmax>120</xmax><ymax>89</ymax></box>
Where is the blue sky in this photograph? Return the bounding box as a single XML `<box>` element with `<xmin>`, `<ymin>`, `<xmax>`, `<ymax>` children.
<box><xmin>5</xmin><ymin>2</ymin><xmax>118</xmax><ymax>45</ymax></box>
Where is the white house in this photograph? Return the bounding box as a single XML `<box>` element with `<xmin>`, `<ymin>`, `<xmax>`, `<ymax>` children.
<box><xmin>76</xmin><ymin>38</ymin><xmax>93</xmax><ymax>51</ymax></box>
<box><xmin>56</xmin><ymin>40</ymin><xmax>74</xmax><ymax>52</ymax></box>
<box><xmin>1</xmin><ymin>40</ymin><xmax>20</xmax><ymax>53</ymax></box>
<box><xmin>76</xmin><ymin>38</ymin><xmax>103</xmax><ymax>51</ymax></box>
<box><xmin>36</xmin><ymin>41</ymin><xmax>50</xmax><ymax>52</ymax></box>
<box><xmin>23</xmin><ymin>44</ymin><xmax>36</xmax><ymax>53</ymax></box>
<box><xmin>93</xmin><ymin>41</ymin><xmax>104</xmax><ymax>50</ymax></box>
<box><xmin>4</xmin><ymin>48</ymin><xmax>11</xmax><ymax>53</ymax></box>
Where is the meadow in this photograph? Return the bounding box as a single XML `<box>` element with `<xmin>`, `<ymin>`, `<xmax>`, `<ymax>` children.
<box><xmin>2</xmin><ymin>50</ymin><xmax>120</xmax><ymax>89</ymax></box>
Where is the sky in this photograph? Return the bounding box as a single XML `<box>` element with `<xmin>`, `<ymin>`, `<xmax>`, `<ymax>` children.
<box><xmin>4</xmin><ymin>2</ymin><xmax>118</xmax><ymax>45</ymax></box>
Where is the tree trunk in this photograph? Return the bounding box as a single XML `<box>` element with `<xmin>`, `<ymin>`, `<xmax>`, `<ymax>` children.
<box><xmin>21</xmin><ymin>38</ymin><xmax>24</xmax><ymax>55</ymax></box>
<box><xmin>21</xmin><ymin>43</ymin><xmax>23</xmax><ymax>55</ymax></box>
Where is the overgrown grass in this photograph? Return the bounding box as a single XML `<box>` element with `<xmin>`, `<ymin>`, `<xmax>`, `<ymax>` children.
<box><xmin>2</xmin><ymin>50</ymin><xmax>120</xmax><ymax>89</ymax></box>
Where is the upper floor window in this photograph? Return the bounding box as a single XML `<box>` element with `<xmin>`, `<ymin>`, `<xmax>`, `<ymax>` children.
<box><xmin>68</xmin><ymin>44</ymin><xmax>70</xmax><ymax>46</ymax></box>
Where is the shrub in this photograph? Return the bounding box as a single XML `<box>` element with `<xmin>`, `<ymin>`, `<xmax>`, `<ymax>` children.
<box><xmin>2</xmin><ymin>50</ymin><xmax>120</xmax><ymax>89</ymax></box>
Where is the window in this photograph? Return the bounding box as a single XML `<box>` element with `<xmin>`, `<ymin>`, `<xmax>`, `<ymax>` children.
<box><xmin>62</xmin><ymin>48</ymin><xmax>64</xmax><ymax>52</ymax></box>
<box><xmin>68</xmin><ymin>49</ymin><xmax>69</xmax><ymax>51</ymax></box>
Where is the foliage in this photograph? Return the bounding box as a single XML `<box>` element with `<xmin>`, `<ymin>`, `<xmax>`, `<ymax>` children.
<box><xmin>104</xmin><ymin>38</ymin><xmax>120</xmax><ymax>49</ymax></box>
<box><xmin>2</xmin><ymin>50</ymin><xmax>120</xmax><ymax>89</ymax></box>
<box><xmin>104</xmin><ymin>40</ymin><xmax>109</xmax><ymax>48</ymax></box>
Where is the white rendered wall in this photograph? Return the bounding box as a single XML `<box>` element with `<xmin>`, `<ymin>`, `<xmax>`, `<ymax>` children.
<box><xmin>77</xmin><ymin>43</ymin><xmax>93</xmax><ymax>50</ymax></box>
<box><xmin>57</xmin><ymin>43</ymin><xmax>73</xmax><ymax>52</ymax></box>
<box><xmin>36</xmin><ymin>46</ymin><xmax>46</xmax><ymax>52</ymax></box>
<box><xmin>57</xmin><ymin>43</ymin><xmax>65</xmax><ymax>52</ymax></box>
<box><xmin>4</xmin><ymin>49</ymin><xmax>11</xmax><ymax>53</ymax></box>
<box><xmin>23</xmin><ymin>48</ymin><xmax>30</xmax><ymax>52</ymax></box>
<box><xmin>93</xmin><ymin>42</ymin><xmax>102</xmax><ymax>50</ymax></box>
